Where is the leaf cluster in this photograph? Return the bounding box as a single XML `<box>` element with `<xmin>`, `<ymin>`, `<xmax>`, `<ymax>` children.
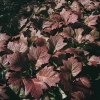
<box><xmin>0</xmin><ymin>0</ymin><xmax>100</xmax><ymax>100</ymax></box>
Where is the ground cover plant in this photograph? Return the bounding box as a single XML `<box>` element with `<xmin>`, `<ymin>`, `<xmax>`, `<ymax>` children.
<box><xmin>0</xmin><ymin>0</ymin><xmax>100</xmax><ymax>100</ymax></box>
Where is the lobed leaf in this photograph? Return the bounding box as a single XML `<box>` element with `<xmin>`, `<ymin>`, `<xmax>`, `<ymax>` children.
<box><xmin>36</xmin><ymin>66</ymin><xmax>60</xmax><ymax>87</ymax></box>
<box><xmin>7</xmin><ymin>52</ymin><xmax>27</xmax><ymax>71</ymax></box>
<box><xmin>62</xmin><ymin>57</ymin><xmax>82</xmax><ymax>77</ymax></box>
<box><xmin>22</xmin><ymin>78</ymin><xmax>47</xmax><ymax>99</ymax></box>
<box><xmin>48</xmin><ymin>35</ymin><xmax>67</xmax><ymax>53</ymax></box>
<box><xmin>28</xmin><ymin>46</ymin><xmax>51</xmax><ymax>69</ymax></box>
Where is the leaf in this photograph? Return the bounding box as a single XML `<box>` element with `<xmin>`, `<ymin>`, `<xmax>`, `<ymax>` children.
<box><xmin>75</xmin><ymin>28</ymin><xmax>84</xmax><ymax>43</ymax></box>
<box><xmin>71</xmin><ymin>91</ymin><xmax>85</xmax><ymax>100</ymax></box>
<box><xmin>72</xmin><ymin>77</ymin><xmax>92</xmax><ymax>98</ymax></box>
<box><xmin>83</xmin><ymin>34</ymin><xmax>95</xmax><ymax>43</ymax></box>
<box><xmin>61</xmin><ymin>10</ymin><xmax>72</xmax><ymax>22</ymax></box>
<box><xmin>29</xmin><ymin>27</ymin><xmax>43</xmax><ymax>39</ymax></box>
<box><xmin>60</xmin><ymin>68</ymin><xmax>72</xmax><ymax>91</ymax></box>
<box><xmin>7</xmin><ymin>41</ymin><xmax>28</xmax><ymax>53</ymax></box>
<box><xmin>88</xmin><ymin>55</ymin><xmax>100</xmax><ymax>66</ymax></box>
<box><xmin>51</xmin><ymin>23</ymin><xmax>59</xmax><ymax>30</ymax></box>
<box><xmin>61</xmin><ymin>26</ymin><xmax>74</xmax><ymax>38</ymax></box>
<box><xmin>78</xmin><ymin>0</ymin><xmax>91</xmax><ymax>6</ymax></box>
<box><xmin>7</xmin><ymin>52</ymin><xmax>27</xmax><ymax>71</ymax></box>
<box><xmin>0</xmin><ymin>85</ymin><xmax>9</xmax><ymax>100</ymax></box>
<box><xmin>36</xmin><ymin>66</ymin><xmax>60</xmax><ymax>87</ymax></box>
<box><xmin>35</xmin><ymin>38</ymin><xmax>46</xmax><ymax>47</ymax></box>
<box><xmin>90</xmin><ymin>29</ymin><xmax>100</xmax><ymax>39</ymax></box>
<box><xmin>28</xmin><ymin>46</ymin><xmax>51</xmax><ymax>69</ymax></box>
<box><xmin>19</xmin><ymin>18</ymin><xmax>27</xmax><ymax>28</ymax></box>
<box><xmin>85</xmin><ymin>1</ymin><xmax>100</xmax><ymax>11</ymax></box>
<box><xmin>48</xmin><ymin>35</ymin><xmax>67</xmax><ymax>53</ymax></box>
<box><xmin>55</xmin><ymin>0</ymin><xmax>66</xmax><ymax>9</ymax></box>
<box><xmin>50</xmin><ymin>13</ymin><xmax>62</xmax><ymax>22</ymax></box>
<box><xmin>0</xmin><ymin>41</ymin><xmax>6</xmax><ymax>52</ymax></box>
<box><xmin>51</xmin><ymin>22</ymin><xmax>63</xmax><ymax>30</ymax></box>
<box><xmin>68</xmin><ymin>13</ymin><xmax>78</xmax><ymax>23</ymax></box>
<box><xmin>61</xmin><ymin>10</ymin><xmax>78</xmax><ymax>23</ymax></box>
<box><xmin>65</xmin><ymin>47</ymin><xmax>84</xmax><ymax>58</ymax></box>
<box><xmin>0</xmin><ymin>33</ymin><xmax>10</xmax><ymax>41</ymax></box>
<box><xmin>62</xmin><ymin>57</ymin><xmax>82</xmax><ymax>77</ymax></box>
<box><xmin>0</xmin><ymin>55</ymin><xmax>9</xmax><ymax>69</ymax></box>
<box><xmin>22</xmin><ymin>78</ymin><xmax>47</xmax><ymax>99</ymax></box>
<box><xmin>48</xmin><ymin>7</ymin><xmax>54</xmax><ymax>14</ymax></box>
<box><xmin>51</xmin><ymin>51</ymin><xmax>66</xmax><ymax>65</ymax></box>
<box><xmin>42</xmin><ymin>20</ymin><xmax>53</xmax><ymax>29</ymax></box>
<box><xmin>6</xmin><ymin>72</ymin><xmax>22</xmax><ymax>89</ymax></box>
<box><xmin>60</xmin><ymin>57</ymin><xmax>82</xmax><ymax>92</ymax></box>
<box><xmin>70</xmin><ymin>1</ymin><xmax>80</xmax><ymax>12</ymax></box>
<box><xmin>80</xmin><ymin>77</ymin><xmax>91</xmax><ymax>88</ymax></box>
<box><xmin>84</xmin><ymin>15</ymin><xmax>98</xmax><ymax>28</ymax></box>
<box><xmin>42</xmin><ymin>27</ymin><xmax>52</xmax><ymax>33</ymax></box>
<box><xmin>19</xmin><ymin>34</ymin><xmax>28</xmax><ymax>45</ymax></box>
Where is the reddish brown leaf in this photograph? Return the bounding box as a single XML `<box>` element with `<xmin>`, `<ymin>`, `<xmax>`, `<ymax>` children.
<box><xmin>42</xmin><ymin>20</ymin><xmax>53</xmax><ymax>29</ymax></box>
<box><xmin>51</xmin><ymin>51</ymin><xmax>66</xmax><ymax>65</ymax></box>
<box><xmin>61</xmin><ymin>26</ymin><xmax>74</xmax><ymax>38</ymax></box>
<box><xmin>61</xmin><ymin>10</ymin><xmax>72</xmax><ymax>22</ymax></box>
<box><xmin>0</xmin><ymin>85</ymin><xmax>9</xmax><ymax>100</ymax></box>
<box><xmin>28</xmin><ymin>46</ymin><xmax>51</xmax><ymax>69</ymax></box>
<box><xmin>84</xmin><ymin>15</ymin><xmax>98</xmax><ymax>28</ymax></box>
<box><xmin>6</xmin><ymin>72</ymin><xmax>22</xmax><ymax>88</ymax></box>
<box><xmin>19</xmin><ymin>18</ymin><xmax>27</xmax><ymax>28</ymax></box>
<box><xmin>7</xmin><ymin>41</ymin><xmax>28</xmax><ymax>53</ymax></box>
<box><xmin>48</xmin><ymin>35</ymin><xmax>67</xmax><ymax>52</ymax></box>
<box><xmin>85</xmin><ymin>1</ymin><xmax>100</xmax><ymax>11</ymax></box>
<box><xmin>0</xmin><ymin>40</ymin><xmax>6</xmax><ymax>52</ymax></box>
<box><xmin>71</xmin><ymin>91</ymin><xmax>85</xmax><ymax>100</ymax></box>
<box><xmin>0</xmin><ymin>55</ymin><xmax>9</xmax><ymax>69</ymax></box>
<box><xmin>0</xmin><ymin>33</ymin><xmax>10</xmax><ymax>41</ymax></box>
<box><xmin>80</xmin><ymin>77</ymin><xmax>91</xmax><ymax>88</ymax></box>
<box><xmin>90</xmin><ymin>29</ymin><xmax>100</xmax><ymax>39</ymax></box>
<box><xmin>78</xmin><ymin>0</ymin><xmax>91</xmax><ymax>6</ymax></box>
<box><xmin>88</xmin><ymin>55</ymin><xmax>100</xmax><ymax>66</ymax></box>
<box><xmin>19</xmin><ymin>34</ymin><xmax>28</xmax><ymax>45</ymax></box>
<box><xmin>42</xmin><ymin>27</ymin><xmax>52</xmax><ymax>33</ymax></box>
<box><xmin>68</xmin><ymin>13</ymin><xmax>78</xmax><ymax>23</ymax></box>
<box><xmin>36</xmin><ymin>66</ymin><xmax>60</xmax><ymax>87</ymax></box>
<box><xmin>70</xmin><ymin>1</ymin><xmax>80</xmax><ymax>12</ymax></box>
<box><xmin>72</xmin><ymin>77</ymin><xmax>92</xmax><ymax>98</ymax></box>
<box><xmin>55</xmin><ymin>0</ymin><xmax>66</xmax><ymax>9</ymax></box>
<box><xmin>65</xmin><ymin>47</ymin><xmax>84</xmax><ymax>57</ymax></box>
<box><xmin>83</xmin><ymin>34</ymin><xmax>95</xmax><ymax>43</ymax></box>
<box><xmin>7</xmin><ymin>52</ymin><xmax>27</xmax><ymax>71</ymax></box>
<box><xmin>29</xmin><ymin>27</ymin><xmax>43</xmax><ymax>39</ymax></box>
<box><xmin>62</xmin><ymin>57</ymin><xmax>82</xmax><ymax>77</ymax></box>
<box><xmin>60</xmin><ymin>75</ymin><xmax>72</xmax><ymax>92</ymax></box>
<box><xmin>75</xmin><ymin>28</ymin><xmax>84</xmax><ymax>43</ymax></box>
<box><xmin>60</xmin><ymin>58</ymin><xmax>82</xmax><ymax>92</ymax></box>
<box><xmin>35</xmin><ymin>38</ymin><xmax>46</xmax><ymax>47</ymax></box>
<box><xmin>51</xmin><ymin>23</ymin><xmax>60</xmax><ymax>30</ymax></box>
<box><xmin>61</xmin><ymin>10</ymin><xmax>78</xmax><ymax>23</ymax></box>
<box><xmin>22</xmin><ymin>78</ymin><xmax>47</xmax><ymax>99</ymax></box>
<box><xmin>51</xmin><ymin>22</ymin><xmax>63</xmax><ymax>30</ymax></box>
<box><xmin>60</xmin><ymin>68</ymin><xmax>72</xmax><ymax>91</ymax></box>
<box><xmin>50</xmin><ymin>13</ymin><xmax>62</xmax><ymax>22</ymax></box>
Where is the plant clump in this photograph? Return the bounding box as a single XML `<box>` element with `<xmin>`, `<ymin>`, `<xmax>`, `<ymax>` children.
<box><xmin>0</xmin><ymin>0</ymin><xmax>100</xmax><ymax>100</ymax></box>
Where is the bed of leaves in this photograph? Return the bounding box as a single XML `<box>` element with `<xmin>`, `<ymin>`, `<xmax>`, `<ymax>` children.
<box><xmin>0</xmin><ymin>0</ymin><xmax>100</xmax><ymax>100</ymax></box>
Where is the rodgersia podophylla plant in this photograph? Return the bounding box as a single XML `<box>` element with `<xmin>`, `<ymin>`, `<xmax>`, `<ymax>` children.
<box><xmin>0</xmin><ymin>0</ymin><xmax>100</xmax><ymax>100</ymax></box>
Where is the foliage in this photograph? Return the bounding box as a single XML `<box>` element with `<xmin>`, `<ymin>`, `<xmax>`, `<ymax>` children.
<box><xmin>0</xmin><ymin>0</ymin><xmax>100</xmax><ymax>100</ymax></box>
